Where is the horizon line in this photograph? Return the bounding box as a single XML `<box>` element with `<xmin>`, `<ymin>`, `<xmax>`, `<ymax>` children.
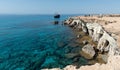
<box><xmin>0</xmin><ymin>13</ymin><xmax>119</xmax><ymax>15</ymax></box>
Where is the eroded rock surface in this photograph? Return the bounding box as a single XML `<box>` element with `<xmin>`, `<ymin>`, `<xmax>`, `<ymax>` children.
<box><xmin>62</xmin><ymin>15</ymin><xmax>120</xmax><ymax>70</ymax></box>
<box><xmin>64</xmin><ymin>16</ymin><xmax>119</xmax><ymax>55</ymax></box>
<box><xmin>82</xmin><ymin>44</ymin><xmax>95</xmax><ymax>59</ymax></box>
<box><xmin>42</xmin><ymin>15</ymin><xmax>120</xmax><ymax>70</ymax></box>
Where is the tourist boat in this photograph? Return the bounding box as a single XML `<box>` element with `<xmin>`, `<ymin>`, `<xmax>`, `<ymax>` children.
<box><xmin>54</xmin><ymin>14</ymin><xmax>60</xmax><ymax>18</ymax></box>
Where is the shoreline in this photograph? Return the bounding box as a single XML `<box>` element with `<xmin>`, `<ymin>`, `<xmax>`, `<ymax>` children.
<box><xmin>43</xmin><ymin>14</ymin><xmax>120</xmax><ymax>70</ymax></box>
<box><xmin>70</xmin><ymin>26</ymin><xmax>106</xmax><ymax>64</ymax></box>
<box><xmin>64</xmin><ymin>14</ymin><xmax>120</xmax><ymax>70</ymax></box>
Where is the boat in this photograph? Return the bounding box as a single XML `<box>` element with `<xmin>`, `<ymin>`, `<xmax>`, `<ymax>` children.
<box><xmin>54</xmin><ymin>14</ymin><xmax>60</xmax><ymax>18</ymax></box>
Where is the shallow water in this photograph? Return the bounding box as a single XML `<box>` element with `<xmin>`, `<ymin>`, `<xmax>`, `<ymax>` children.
<box><xmin>0</xmin><ymin>15</ymin><xmax>88</xmax><ymax>70</ymax></box>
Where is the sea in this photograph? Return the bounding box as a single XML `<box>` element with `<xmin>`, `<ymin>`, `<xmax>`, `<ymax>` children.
<box><xmin>0</xmin><ymin>15</ymin><xmax>88</xmax><ymax>70</ymax></box>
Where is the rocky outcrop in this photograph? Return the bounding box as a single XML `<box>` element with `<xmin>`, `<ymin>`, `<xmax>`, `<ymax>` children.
<box><xmin>64</xmin><ymin>17</ymin><xmax>119</xmax><ymax>56</ymax></box>
<box><xmin>42</xmin><ymin>16</ymin><xmax>120</xmax><ymax>70</ymax></box>
<box><xmin>62</xmin><ymin>16</ymin><xmax>120</xmax><ymax>70</ymax></box>
<box><xmin>81</xmin><ymin>44</ymin><xmax>95</xmax><ymax>59</ymax></box>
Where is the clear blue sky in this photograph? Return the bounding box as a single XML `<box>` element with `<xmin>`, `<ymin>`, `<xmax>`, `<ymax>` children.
<box><xmin>0</xmin><ymin>0</ymin><xmax>120</xmax><ymax>14</ymax></box>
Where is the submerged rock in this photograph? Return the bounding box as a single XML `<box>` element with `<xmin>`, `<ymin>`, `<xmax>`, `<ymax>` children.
<box><xmin>67</xmin><ymin>43</ymin><xmax>79</xmax><ymax>48</ymax></box>
<box><xmin>14</xmin><ymin>67</ymin><xmax>25</xmax><ymax>70</ymax></box>
<box><xmin>57</xmin><ymin>42</ymin><xmax>67</xmax><ymax>48</ymax></box>
<box><xmin>53</xmin><ymin>21</ymin><xmax>59</xmax><ymax>24</ymax></box>
<box><xmin>64</xmin><ymin>53</ymin><xmax>80</xmax><ymax>59</ymax></box>
<box><xmin>41</xmin><ymin>56</ymin><xmax>58</xmax><ymax>68</ymax></box>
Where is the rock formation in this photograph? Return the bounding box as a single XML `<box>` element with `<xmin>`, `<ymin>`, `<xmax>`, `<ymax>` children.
<box><xmin>82</xmin><ymin>44</ymin><xmax>95</xmax><ymax>59</ymax></box>
<box><xmin>42</xmin><ymin>15</ymin><xmax>120</xmax><ymax>70</ymax></box>
<box><xmin>62</xmin><ymin>16</ymin><xmax>120</xmax><ymax>70</ymax></box>
<box><xmin>64</xmin><ymin>16</ymin><xmax>119</xmax><ymax>55</ymax></box>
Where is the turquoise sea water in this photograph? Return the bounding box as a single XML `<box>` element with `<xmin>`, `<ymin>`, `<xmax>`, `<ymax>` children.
<box><xmin>0</xmin><ymin>15</ymin><xmax>87</xmax><ymax>70</ymax></box>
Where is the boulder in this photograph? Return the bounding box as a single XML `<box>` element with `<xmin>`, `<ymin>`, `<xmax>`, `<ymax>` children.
<box><xmin>82</xmin><ymin>44</ymin><xmax>95</xmax><ymax>59</ymax></box>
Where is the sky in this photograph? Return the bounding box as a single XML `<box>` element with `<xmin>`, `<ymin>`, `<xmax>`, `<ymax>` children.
<box><xmin>0</xmin><ymin>0</ymin><xmax>120</xmax><ymax>14</ymax></box>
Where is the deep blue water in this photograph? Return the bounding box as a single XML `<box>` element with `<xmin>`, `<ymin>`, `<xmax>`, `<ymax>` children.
<box><xmin>0</xmin><ymin>15</ymin><xmax>87</xmax><ymax>70</ymax></box>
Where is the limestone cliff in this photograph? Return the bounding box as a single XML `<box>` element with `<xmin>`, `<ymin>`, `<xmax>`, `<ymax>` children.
<box><xmin>65</xmin><ymin>17</ymin><xmax>119</xmax><ymax>55</ymax></box>
<box><xmin>43</xmin><ymin>15</ymin><xmax>120</xmax><ymax>70</ymax></box>
<box><xmin>63</xmin><ymin>16</ymin><xmax>120</xmax><ymax>70</ymax></box>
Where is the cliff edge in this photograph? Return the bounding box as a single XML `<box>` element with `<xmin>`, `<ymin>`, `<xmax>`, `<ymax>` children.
<box><xmin>43</xmin><ymin>15</ymin><xmax>120</xmax><ymax>70</ymax></box>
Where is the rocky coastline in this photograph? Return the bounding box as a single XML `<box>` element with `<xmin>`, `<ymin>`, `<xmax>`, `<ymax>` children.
<box><xmin>43</xmin><ymin>15</ymin><xmax>120</xmax><ymax>70</ymax></box>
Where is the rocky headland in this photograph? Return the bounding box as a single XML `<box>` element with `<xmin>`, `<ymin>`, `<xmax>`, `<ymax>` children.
<box><xmin>43</xmin><ymin>14</ymin><xmax>120</xmax><ymax>70</ymax></box>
